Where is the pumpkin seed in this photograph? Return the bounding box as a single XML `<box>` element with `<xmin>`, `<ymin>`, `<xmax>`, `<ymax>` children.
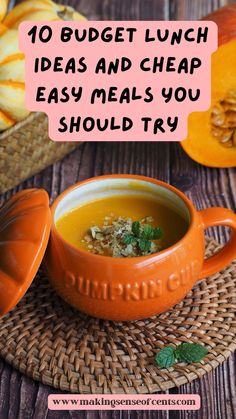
<box><xmin>211</xmin><ymin>91</ymin><xmax>236</xmax><ymax>148</ymax></box>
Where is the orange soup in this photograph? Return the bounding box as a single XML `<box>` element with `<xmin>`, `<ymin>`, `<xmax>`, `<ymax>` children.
<box><xmin>56</xmin><ymin>195</ymin><xmax>188</xmax><ymax>255</ymax></box>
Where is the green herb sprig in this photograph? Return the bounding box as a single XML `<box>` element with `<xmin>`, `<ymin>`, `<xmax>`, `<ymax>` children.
<box><xmin>123</xmin><ymin>221</ymin><xmax>162</xmax><ymax>254</ymax></box>
<box><xmin>155</xmin><ymin>343</ymin><xmax>208</xmax><ymax>369</ymax></box>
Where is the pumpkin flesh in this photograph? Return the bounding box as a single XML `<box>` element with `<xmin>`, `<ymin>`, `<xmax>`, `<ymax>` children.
<box><xmin>182</xmin><ymin>5</ymin><xmax>236</xmax><ymax>168</ymax></box>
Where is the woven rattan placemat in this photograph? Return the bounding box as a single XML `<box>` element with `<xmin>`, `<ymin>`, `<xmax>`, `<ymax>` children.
<box><xmin>0</xmin><ymin>238</ymin><xmax>235</xmax><ymax>394</ymax></box>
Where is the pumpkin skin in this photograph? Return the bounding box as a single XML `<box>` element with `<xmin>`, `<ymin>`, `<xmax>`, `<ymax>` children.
<box><xmin>182</xmin><ymin>5</ymin><xmax>236</xmax><ymax>168</ymax></box>
<box><xmin>0</xmin><ymin>1</ymin><xmax>8</xmax><ymax>23</ymax></box>
<box><xmin>0</xmin><ymin>81</ymin><xmax>30</xmax><ymax>121</ymax></box>
<box><xmin>0</xmin><ymin>23</ymin><xmax>20</xmax><ymax>62</ymax></box>
<box><xmin>0</xmin><ymin>24</ymin><xmax>27</xmax><ymax>128</ymax></box>
<box><xmin>0</xmin><ymin>109</ymin><xmax>14</xmax><ymax>131</ymax></box>
<box><xmin>3</xmin><ymin>0</ymin><xmax>86</xmax><ymax>29</ymax></box>
<box><xmin>0</xmin><ymin>53</ymin><xmax>25</xmax><ymax>82</ymax></box>
<box><xmin>0</xmin><ymin>0</ymin><xmax>86</xmax><ymax>131</ymax></box>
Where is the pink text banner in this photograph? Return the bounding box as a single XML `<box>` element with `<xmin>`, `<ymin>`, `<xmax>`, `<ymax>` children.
<box><xmin>19</xmin><ymin>21</ymin><xmax>217</xmax><ymax>141</ymax></box>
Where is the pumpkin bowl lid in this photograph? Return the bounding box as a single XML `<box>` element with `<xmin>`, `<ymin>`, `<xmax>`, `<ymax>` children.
<box><xmin>0</xmin><ymin>189</ymin><xmax>51</xmax><ymax>316</ymax></box>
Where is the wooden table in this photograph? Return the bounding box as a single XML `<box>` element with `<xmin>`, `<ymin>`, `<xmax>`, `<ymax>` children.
<box><xmin>0</xmin><ymin>0</ymin><xmax>236</xmax><ymax>418</ymax></box>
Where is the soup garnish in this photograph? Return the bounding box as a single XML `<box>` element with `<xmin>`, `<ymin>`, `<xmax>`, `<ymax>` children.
<box><xmin>82</xmin><ymin>215</ymin><xmax>163</xmax><ymax>257</ymax></box>
<box><xmin>56</xmin><ymin>195</ymin><xmax>188</xmax><ymax>254</ymax></box>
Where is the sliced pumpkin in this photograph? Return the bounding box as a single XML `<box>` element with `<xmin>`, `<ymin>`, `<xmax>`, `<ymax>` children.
<box><xmin>182</xmin><ymin>5</ymin><xmax>236</xmax><ymax>168</ymax></box>
<box><xmin>0</xmin><ymin>81</ymin><xmax>30</xmax><ymax>121</ymax></box>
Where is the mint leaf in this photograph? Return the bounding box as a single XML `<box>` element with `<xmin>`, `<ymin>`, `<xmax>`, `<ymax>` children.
<box><xmin>142</xmin><ymin>224</ymin><xmax>153</xmax><ymax>239</ymax></box>
<box><xmin>123</xmin><ymin>234</ymin><xmax>136</xmax><ymax>245</ymax></box>
<box><xmin>138</xmin><ymin>238</ymin><xmax>151</xmax><ymax>253</ymax></box>
<box><xmin>140</xmin><ymin>225</ymin><xmax>162</xmax><ymax>240</ymax></box>
<box><xmin>132</xmin><ymin>221</ymin><xmax>140</xmax><ymax>237</ymax></box>
<box><xmin>129</xmin><ymin>220</ymin><xmax>163</xmax><ymax>255</ymax></box>
<box><xmin>150</xmin><ymin>227</ymin><xmax>162</xmax><ymax>240</ymax></box>
<box><xmin>155</xmin><ymin>347</ymin><xmax>176</xmax><ymax>368</ymax></box>
<box><xmin>175</xmin><ymin>343</ymin><xmax>208</xmax><ymax>363</ymax></box>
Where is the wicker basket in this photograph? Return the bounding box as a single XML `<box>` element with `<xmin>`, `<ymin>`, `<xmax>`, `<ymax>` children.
<box><xmin>0</xmin><ymin>112</ymin><xmax>79</xmax><ymax>194</ymax></box>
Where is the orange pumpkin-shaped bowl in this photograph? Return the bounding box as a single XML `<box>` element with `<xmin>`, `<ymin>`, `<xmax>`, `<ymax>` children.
<box><xmin>1</xmin><ymin>176</ymin><xmax>236</xmax><ymax>321</ymax></box>
<box><xmin>45</xmin><ymin>175</ymin><xmax>236</xmax><ymax>321</ymax></box>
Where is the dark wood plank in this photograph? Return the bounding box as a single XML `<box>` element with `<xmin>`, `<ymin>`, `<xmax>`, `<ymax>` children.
<box><xmin>1</xmin><ymin>1</ymin><xmax>236</xmax><ymax>419</ymax></box>
<box><xmin>169</xmin><ymin>0</ymin><xmax>236</xmax><ymax>20</ymax></box>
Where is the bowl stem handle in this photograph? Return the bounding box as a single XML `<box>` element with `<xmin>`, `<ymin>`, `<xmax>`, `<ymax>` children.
<box><xmin>199</xmin><ymin>207</ymin><xmax>236</xmax><ymax>279</ymax></box>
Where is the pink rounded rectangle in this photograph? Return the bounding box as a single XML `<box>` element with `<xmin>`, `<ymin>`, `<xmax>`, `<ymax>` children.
<box><xmin>48</xmin><ymin>394</ymin><xmax>201</xmax><ymax>410</ymax></box>
<box><xmin>19</xmin><ymin>21</ymin><xmax>217</xmax><ymax>142</ymax></box>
